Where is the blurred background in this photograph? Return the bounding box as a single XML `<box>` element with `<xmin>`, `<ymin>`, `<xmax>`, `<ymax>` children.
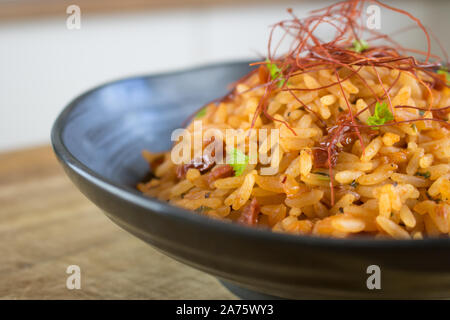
<box><xmin>0</xmin><ymin>0</ymin><xmax>449</xmax><ymax>152</ymax></box>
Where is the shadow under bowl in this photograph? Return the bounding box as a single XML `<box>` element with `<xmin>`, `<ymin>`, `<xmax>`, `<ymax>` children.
<box><xmin>52</xmin><ymin>61</ymin><xmax>450</xmax><ymax>299</ymax></box>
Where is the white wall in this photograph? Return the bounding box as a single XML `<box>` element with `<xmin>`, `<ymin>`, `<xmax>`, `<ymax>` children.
<box><xmin>0</xmin><ymin>0</ymin><xmax>448</xmax><ymax>151</ymax></box>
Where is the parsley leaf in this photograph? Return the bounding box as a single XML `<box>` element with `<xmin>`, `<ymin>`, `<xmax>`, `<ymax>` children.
<box><xmin>367</xmin><ymin>102</ymin><xmax>394</xmax><ymax>130</ymax></box>
<box><xmin>437</xmin><ymin>67</ymin><xmax>450</xmax><ymax>85</ymax></box>
<box><xmin>195</xmin><ymin>107</ymin><xmax>207</xmax><ymax>118</ymax></box>
<box><xmin>266</xmin><ymin>59</ymin><xmax>286</xmax><ymax>88</ymax></box>
<box><xmin>195</xmin><ymin>206</ymin><xmax>211</xmax><ymax>214</ymax></box>
<box><xmin>351</xmin><ymin>39</ymin><xmax>369</xmax><ymax>53</ymax></box>
<box><xmin>415</xmin><ymin>171</ymin><xmax>431</xmax><ymax>179</ymax></box>
<box><xmin>228</xmin><ymin>148</ymin><xmax>249</xmax><ymax>177</ymax></box>
<box><xmin>350</xmin><ymin>180</ymin><xmax>359</xmax><ymax>188</ymax></box>
<box><xmin>312</xmin><ymin>172</ymin><xmax>330</xmax><ymax>181</ymax></box>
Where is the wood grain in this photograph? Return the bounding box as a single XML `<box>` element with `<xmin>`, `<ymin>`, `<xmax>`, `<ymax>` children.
<box><xmin>0</xmin><ymin>145</ymin><xmax>236</xmax><ymax>299</ymax></box>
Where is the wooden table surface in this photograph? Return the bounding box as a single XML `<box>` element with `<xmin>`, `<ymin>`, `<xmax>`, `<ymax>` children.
<box><xmin>0</xmin><ymin>146</ymin><xmax>236</xmax><ymax>299</ymax></box>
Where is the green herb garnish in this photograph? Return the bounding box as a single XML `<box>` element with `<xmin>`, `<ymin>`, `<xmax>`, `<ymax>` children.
<box><xmin>312</xmin><ymin>171</ymin><xmax>330</xmax><ymax>181</ymax></box>
<box><xmin>195</xmin><ymin>107</ymin><xmax>207</xmax><ymax>118</ymax></box>
<box><xmin>437</xmin><ymin>67</ymin><xmax>450</xmax><ymax>85</ymax></box>
<box><xmin>415</xmin><ymin>171</ymin><xmax>431</xmax><ymax>179</ymax></box>
<box><xmin>266</xmin><ymin>59</ymin><xmax>286</xmax><ymax>88</ymax></box>
<box><xmin>351</xmin><ymin>39</ymin><xmax>369</xmax><ymax>53</ymax></box>
<box><xmin>367</xmin><ymin>102</ymin><xmax>394</xmax><ymax>130</ymax></box>
<box><xmin>350</xmin><ymin>180</ymin><xmax>359</xmax><ymax>188</ymax></box>
<box><xmin>419</xmin><ymin>109</ymin><xmax>425</xmax><ymax>116</ymax></box>
<box><xmin>228</xmin><ymin>148</ymin><xmax>249</xmax><ymax>177</ymax></box>
<box><xmin>195</xmin><ymin>206</ymin><xmax>211</xmax><ymax>214</ymax></box>
<box><xmin>426</xmin><ymin>191</ymin><xmax>441</xmax><ymax>202</ymax></box>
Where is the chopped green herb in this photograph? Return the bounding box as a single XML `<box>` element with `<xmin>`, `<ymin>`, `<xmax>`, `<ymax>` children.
<box><xmin>437</xmin><ymin>67</ymin><xmax>450</xmax><ymax>85</ymax></box>
<box><xmin>266</xmin><ymin>59</ymin><xmax>286</xmax><ymax>88</ymax></box>
<box><xmin>415</xmin><ymin>171</ymin><xmax>431</xmax><ymax>179</ymax></box>
<box><xmin>411</xmin><ymin>123</ymin><xmax>417</xmax><ymax>133</ymax></box>
<box><xmin>419</xmin><ymin>109</ymin><xmax>425</xmax><ymax>116</ymax></box>
<box><xmin>367</xmin><ymin>102</ymin><xmax>394</xmax><ymax>130</ymax></box>
<box><xmin>228</xmin><ymin>148</ymin><xmax>249</xmax><ymax>177</ymax></box>
<box><xmin>195</xmin><ymin>206</ymin><xmax>211</xmax><ymax>214</ymax></box>
<box><xmin>312</xmin><ymin>172</ymin><xmax>330</xmax><ymax>181</ymax></box>
<box><xmin>350</xmin><ymin>180</ymin><xmax>359</xmax><ymax>188</ymax></box>
<box><xmin>195</xmin><ymin>107</ymin><xmax>207</xmax><ymax>118</ymax></box>
<box><xmin>351</xmin><ymin>39</ymin><xmax>369</xmax><ymax>53</ymax></box>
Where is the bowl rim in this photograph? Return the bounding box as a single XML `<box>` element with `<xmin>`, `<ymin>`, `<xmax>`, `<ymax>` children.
<box><xmin>51</xmin><ymin>60</ymin><xmax>450</xmax><ymax>249</ymax></box>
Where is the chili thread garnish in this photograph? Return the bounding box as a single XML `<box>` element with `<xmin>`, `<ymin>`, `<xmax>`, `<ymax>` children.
<box><xmin>183</xmin><ymin>0</ymin><xmax>449</xmax><ymax>205</ymax></box>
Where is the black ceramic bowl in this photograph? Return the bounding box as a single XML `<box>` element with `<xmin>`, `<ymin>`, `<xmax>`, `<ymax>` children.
<box><xmin>52</xmin><ymin>61</ymin><xmax>450</xmax><ymax>299</ymax></box>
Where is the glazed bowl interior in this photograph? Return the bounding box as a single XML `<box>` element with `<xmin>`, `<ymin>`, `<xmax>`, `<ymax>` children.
<box><xmin>60</xmin><ymin>62</ymin><xmax>252</xmax><ymax>188</ymax></box>
<box><xmin>52</xmin><ymin>61</ymin><xmax>450</xmax><ymax>299</ymax></box>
